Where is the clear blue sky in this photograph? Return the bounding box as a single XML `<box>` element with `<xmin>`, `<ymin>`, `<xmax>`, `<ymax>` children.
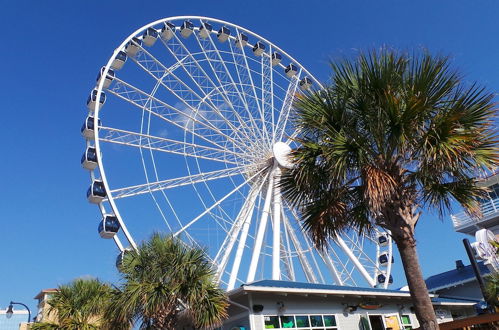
<box><xmin>1</xmin><ymin>0</ymin><xmax>498</xmax><ymax>315</ymax></box>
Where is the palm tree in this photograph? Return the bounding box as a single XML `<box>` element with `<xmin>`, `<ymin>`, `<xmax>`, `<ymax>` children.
<box><xmin>486</xmin><ymin>273</ymin><xmax>499</xmax><ymax>309</ymax></box>
<box><xmin>281</xmin><ymin>49</ymin><xmax>498</xmax><ymax>329</ymax></box>
<box><xmin>105</xmin><ymin>233</ymin><xmax>228</xmax><ymax>329</ymax></box>
<box><xmin>31</xmin><ymin>278</ymin><xmax>112</xmax><ymax>330</ymax></box>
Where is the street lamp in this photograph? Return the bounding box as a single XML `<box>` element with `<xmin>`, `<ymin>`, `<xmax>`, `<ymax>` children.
<box><xmin>6</xmin><ymin>301</ymin><xmax>31</xmax><ymax>323</ymax></box>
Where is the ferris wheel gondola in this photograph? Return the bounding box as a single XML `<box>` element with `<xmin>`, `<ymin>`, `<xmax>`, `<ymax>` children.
<box><xmin>81</xmin><ymin>16</ymin><xmax>395</xmax><ymax>290</ymax></box>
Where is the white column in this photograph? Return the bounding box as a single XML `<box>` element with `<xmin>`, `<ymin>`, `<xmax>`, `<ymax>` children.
<box><xmin>247</xmin><ymin>170</ymin><xmax>275</xmax><ymax>283</ymax></box>
<box><xmin>272</xmin><ymin>168</ymin><xmax>282</xmax><ymax>280</ymax></box>
<box><xmin>227</xmin><ymin>184</ymin><xmax>261</xmax><ymax>290</ymax></box>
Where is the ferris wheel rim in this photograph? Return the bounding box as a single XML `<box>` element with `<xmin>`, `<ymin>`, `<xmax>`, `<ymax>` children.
<box><xmin>91</xmin><ymin>16</ymin><xmax>321</xmax><ymax>252</ymax></box>
<box><xmin>86</xmin><ymin>16</ymin><xmax>393</xmax><ymax>289</ymax></box>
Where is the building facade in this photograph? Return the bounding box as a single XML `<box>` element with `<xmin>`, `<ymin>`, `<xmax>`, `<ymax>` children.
<box><xmin>0</xmin><ymin>308</ymin><xmax>30</xmax><ymax>330</ymax></box>
<box><xmin>178</xmin><ymin>280</ymin><xmax>475</xmax><ymax>330</ymax></box>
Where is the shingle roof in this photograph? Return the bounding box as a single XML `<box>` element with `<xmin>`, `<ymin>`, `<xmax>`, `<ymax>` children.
<box><xmin>425</xmin><ymin>262</ymin><xmax>490</xmax><ymax>292</ymax></box>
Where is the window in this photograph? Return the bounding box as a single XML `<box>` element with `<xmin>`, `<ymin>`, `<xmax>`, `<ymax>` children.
<box><xmin>264</xmin><ymin>316</ymin><xmax>280</xmax><ymax>328</ymax></box>
<box><xmin>295</xmin><ymin>316</ymin><xmax>309</xmax><ymax>328</ymax></box>
<box><xmin>262</xmin><ymin>314</ymin><xmax>338</xmax><ymax>329</ymax></box>
<box><xmin>401</xmin><ymin>314</ymin><xmax>414</xmax><ymax>330</ymax></box>
<box><xmin>323</xmin><ymin>315</ymin><xmax>336</xmax><ymax>327</ymax></box>
<box><xmin>310</xmin><ymin>315</ymin><xmax>323</xmax><ymax>327</ymax></box>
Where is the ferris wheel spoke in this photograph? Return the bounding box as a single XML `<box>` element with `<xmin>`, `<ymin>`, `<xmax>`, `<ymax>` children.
<box><xmin>107</xmin><ymin>78</ymin><xmax>244</xmax><ymax>152</ymax></box>
<box><xmin>227</xmin><ymin>30</ymin><xmax>269</xmax><ymax>145</ymax></box>
<box><xmin>158</xmin><ymin>30</ymin><xmax>262</xmax><ymax>145</ymax></box>
<box><xmin>335</xmin><ymin>236</ymin><xmax>376</xmax><ymax>287</ymax></box>
<box><xmin>281</xmin><ymin>215</ymin><xmax>296</xmax><ymax>281</ymax></box>
<box><xmin>99</xmin><ymin>126</ymin><xmax>239</xmax><ymax>165</ymax></box>
<box><xmin>275</xmin><ymin>72</ymin><xmax>301</xmax><ymax>142</ymax></box>
<box><xmin>342</xmin><ymin>233</ymin><xmax>377</xmax><ymax>269</ymax></box>
<box><xmin>261</xmin><ymin>45</ymin><xmax>276</xmax><ymax>144</ymax></box>
<box><xmin>174</xmin><ymin>167</ymin><xmax>265</xmax><ymax>238</ymax></box>
<box><xmin>282</xmin><ymin>209</ymin><xmax>318</xmax><ymax>283</ymax></box>
<box><xmin>117</xmin><ymin>57</ymin><xmax>244</xmax><ymax>150</ymax></box>
<box><xmin>131</xmin><ymin>46</ymin><xmax>256</xmax><ymax>147</ymax></box>
<box><xmin>193</xmin><ymin>25</ymin><xmax>267</xmax><ymax>144</ymax></box>
<box><xmin>109</xmin><ymin>166</ymin><xmax>246</xmax><ymax>200</ymax></box>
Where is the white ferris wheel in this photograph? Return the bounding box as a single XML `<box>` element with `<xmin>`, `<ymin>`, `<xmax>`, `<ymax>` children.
<box><xmin>81</xmin><ymin>16</ymin><xmax>394</xmax><ymax>290</ymax></box>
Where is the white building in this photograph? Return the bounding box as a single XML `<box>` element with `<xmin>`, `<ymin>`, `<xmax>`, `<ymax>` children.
<box><xmin>452</xmin><ymin>171</ymin><xmax>499</xmax><ymax>236</ymax></box>
<box><xmin>179</xmin><ymin>280</ymin><xmax>475</xmax><ymax>329</ymax></box>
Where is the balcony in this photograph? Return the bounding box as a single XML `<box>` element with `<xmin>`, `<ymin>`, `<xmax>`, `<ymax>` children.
<box><xmin>451</xmin><ymin>198</ymin><xmax>499</xmax><ymax>235</ymax></box>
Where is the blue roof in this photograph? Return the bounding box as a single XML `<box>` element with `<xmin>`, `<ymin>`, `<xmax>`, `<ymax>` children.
<box><xmin>425</xmin><ymin>262</ymin><xmax>490</xmax><ymax>291</ymax></box>
<box><xmin>245</xmin><ymin>279</ymin><xmax>409</xmax><ymax>295</ymax></box>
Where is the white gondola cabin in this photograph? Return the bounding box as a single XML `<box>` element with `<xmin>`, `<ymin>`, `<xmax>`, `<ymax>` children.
<box><xmin>142</xmin><ymin>27</ymin><xmax>158</xmax><ymax>46</ymax></box>
<box><xmin>378</xmin><ymin>253</ymin><xmax>394</xmax><ymax>266</ymax></box>
<box><xmin>378</xmin><ymin>234</ymin><xmax>389</xmax><ymax>247</ymax></box>
<box><xmin>252</xmin><ymin>41</ymin><xmax>266</xmax><ymax>56</ymax></box>
<box><xmin>161</xmin><ymin>22</ymin><xmax>175</xmax><ymax>40</ymax></box>
<box><xmin>180</xmin><ymin>21</ymin><xmax>194</xmax><ymax>38</ymax></box>
<box><xmin>96</xmin><ymin>67</ymin><xmax>115</xmax><ymax>89</ymax></box>
<box><xmin>86</xmin><ymin>89</ymin><xmax>106</xmax><ymax>110</ymax></box>
<box><xmin>377</xmin><ymin>273</ymin><xmax>394</xmax><ymax>285</ymax></box>
<box><xmin>87</xmin><ymin>180</ymin><xmax>106</xmax><ymax>204</ymax></box>
<box><xmin>111</xmin><ymin>51</ymin><xmax>127</xmax><ymax>70</ymax></box>
<box><xmin>217</xmin><ymin>26</ymin><xmax>230</xmax><ymax>42</ymax></box>
<box><xmin>299</xmin><ymin>77</ymin><xmax>313</xmax><ymax>90</ymax></box>
<box><xmin>271</xmin><ymin>52</ymin><xmax>282</xmax><ymax>66</ymax></box>
<box><xmin>198</xmin><ymin>22</ymin><xmax>213</xmax><ymax>39</ymax></box>
<box><xmin>98</xmin><ymin>215</ymin><xmax>120</xmax><ymax>238</ymax></box>
<box><xmin>285</xmin><ymin>64</ymin><xmax>298</xmax><ymax>78</ymax></box>
<box><xmin>235</xmin><ymin>33</ymin><xmax>248</xmax><ymax>48</ymax></box>
<box><xmin>125</xmin><ymin>37</ymin><xmax>142</xmax><ymax>57</ymax></box>
<box><xmin>81</xmin><ymin>146</ymin><xmax>98</xmax><ymax>170</ymax></box>
<box><xmin>116</xmin><ymin>248</ymin><xmax>133</xmax><ymax>270</ymax></box>
<box><xmin>81</xmin><ymin>116</ymin><xmax>101</xmax><ymax>139</ymax></box>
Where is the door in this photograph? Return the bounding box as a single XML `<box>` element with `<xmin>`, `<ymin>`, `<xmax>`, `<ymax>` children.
<box><xmin>368</xmin><ymin>315</ymin><xmax>384</xmax><ymax>330</ymax></box>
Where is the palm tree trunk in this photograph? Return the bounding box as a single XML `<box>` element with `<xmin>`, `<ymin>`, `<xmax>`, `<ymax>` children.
<box><xmin>392</xmin><ymin>227</ymin><xmax>439</xmax><ymax>330</ymax></box>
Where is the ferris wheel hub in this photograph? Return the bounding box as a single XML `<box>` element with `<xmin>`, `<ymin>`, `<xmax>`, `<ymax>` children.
<box><xmin>272</xmin><ymin>142</ymin><xmax>293</xmax><ymax>169</ymax></box>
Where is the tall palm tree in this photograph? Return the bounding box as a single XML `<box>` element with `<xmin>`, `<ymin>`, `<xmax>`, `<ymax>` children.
<box><xmin>31</xmin><ymin>278</ymin><xmax>112</xmax><ymax>330</ymax></box>
<box><xmin>281</xmin><ymin>49</ymin><xmax>498</xmax><ymax>329</ymax></box>
<box><xmin>105</xmin><ymin>233</ymin><xmax>228</xmax><ymax>329</ymax></box>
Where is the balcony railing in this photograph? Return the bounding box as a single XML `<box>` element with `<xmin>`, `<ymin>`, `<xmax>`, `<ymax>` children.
<box><xmin>451</xmin><ymin>198</ymin><xmax>499</xmax><ymax>230</ymax></box>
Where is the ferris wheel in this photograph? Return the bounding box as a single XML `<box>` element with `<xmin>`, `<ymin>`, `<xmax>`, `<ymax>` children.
<box><xmin>81</xmin><ymin>16</ymin><xmax>394</xmax><ymax>289</ymax></box>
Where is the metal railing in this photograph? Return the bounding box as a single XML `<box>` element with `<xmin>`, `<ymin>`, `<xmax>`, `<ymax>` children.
<box><xmin>451</xmin><ymin>198</ymin><xmax>499</xmax><ymax>230</ymax></box>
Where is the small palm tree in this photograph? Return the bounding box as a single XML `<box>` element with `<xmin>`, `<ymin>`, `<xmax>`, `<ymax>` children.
<box><xmin>281</xmin><ymin>49</ymin><xmax>498</xmax><ymax>329</ymax></box>
<box><xmin>105</xmin><ymin>233</ymin><xmax>228</xmax><ymax>329</ymax></box>
<box><xmin>486</xmin><ymin>273</ymin><xmax>499</xmax><ymax>308</ymax></box>
<box><xmin>31</xmin><ymin>278</ymin><xmax>112</xmax><ymax>330</ymax></box>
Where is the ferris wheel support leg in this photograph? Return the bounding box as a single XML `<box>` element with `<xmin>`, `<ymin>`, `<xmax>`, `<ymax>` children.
<box><xmin>283</xmin><ymin>212</ymin><xmax>317</xmax><ymax>283</ymax></box>
<box><xmin>336</xmin><ymin>236</ymin><xmax>376</xmax><ymax>287</ymax></box>
<box><xmin>272</xmin><ymin>168</ymin><xmax>282</xmax><ymax>280</ymax></box>
<box><xmin>318</xmin><ymin>245</ymin><xmax>343</xmax><ymax>285</ymax></box>
<box><xmin>227</xmin><ymin>182</ymin><xmax>262</xmax><ymax>290</ymax></box>
<box><xmin>112</xmin><ymin>235</ymin><xmax>125</xmax><ymax>252</ymax></box>
<box><xmin>384</xmin><ymin>231</ymin><xmax>394</xmax><ymax>289</ymax></box>
<box><xmin>216</xmin><ymin>181</ymin><xmax>262</xmax><ymax>284</ymax></box>
<box><xmin>247</xmin><ymin>169</ymin><xmax>275</xmax><ymax>283</ymax></box>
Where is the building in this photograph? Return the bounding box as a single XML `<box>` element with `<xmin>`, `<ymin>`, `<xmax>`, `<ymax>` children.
<box><xmin>177</xmin><ymin>280</ymin><xmax>475</xmax><ymax>329</ymax></box>
<box><xmin>0</xmin><ymin>308</ymin><xmax>30</xmax><ymax>330</ymax></box>
<box><xmin>425</xmin><ymin>260</ymin><xmax>491</xmax><ymax>302</ymax></box>
<box><xmin>452</xmin><ymin>171</ymin><xmax>499</xmax><ymax>237</ymax></box>
<box><xmin>33</xmin><ymin>288</ymin><xmax>58</xmax><ymax>323</ymax></box>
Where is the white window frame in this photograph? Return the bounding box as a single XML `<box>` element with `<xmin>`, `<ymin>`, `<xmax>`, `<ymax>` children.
<box><xmin>262</xmin><ymin>313</ymin><xmax>339</xmax><ymax>330</ymax></box>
